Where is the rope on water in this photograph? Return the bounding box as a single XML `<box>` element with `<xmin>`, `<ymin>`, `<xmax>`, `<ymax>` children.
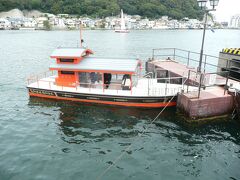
<box><xmin>96</xmin><ymin>95</ymin><xmax>176</xmax><ymax>180</ymax></box>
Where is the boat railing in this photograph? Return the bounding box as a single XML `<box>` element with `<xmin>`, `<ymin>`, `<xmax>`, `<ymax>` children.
<box><xmin>27</xmin><ymin>73</ymin><xmax>195</xmax><ymax>97</ymax></box>
<box><xmin>27</xmin><ymin>70</ymin><xmax>57</xmax><ymax>85</ymax></box>
<box><xmin>28</xmin><ymin>76</ymin><xmax>135</xmax><ymax>95</ymax></box>
<box><xmin>143</xmin><ymin>76</ymin><xmax>193</xmax><ymax>96</ymax></box>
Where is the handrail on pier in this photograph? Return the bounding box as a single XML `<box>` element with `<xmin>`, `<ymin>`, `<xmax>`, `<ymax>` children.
<box><xmin>151</xmin><ymin>48</ymin><xmax>231</xmax><ymax>73</ymax></box>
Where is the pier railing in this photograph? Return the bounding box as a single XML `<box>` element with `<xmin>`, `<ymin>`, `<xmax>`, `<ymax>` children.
<box><xmin>152</xmin><ymin>48</ymin><xmax>230</xmax><ymax>73</ymax></box>
<box><xmin>185</xmin><ymin>70</ymin><xmax>230</xmax><ymax>98</ymax></box>
<box><xmin>151</xmin><ymin>48</ymin><xmax>240</xmax><ymax>98</ymax></box>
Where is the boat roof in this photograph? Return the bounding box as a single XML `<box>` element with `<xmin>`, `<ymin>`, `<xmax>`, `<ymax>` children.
<box><xmin>50</xmin><ymin>47</ymin><xmax>93</xmax><ymax>58</ymax></box>
<box><xmin>50</xmin><ymin>57</ymin><xmax>140</xmax><ymax>73</ymax></box>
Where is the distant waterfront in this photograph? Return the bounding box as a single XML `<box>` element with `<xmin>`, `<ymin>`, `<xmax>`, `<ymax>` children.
<box><xmin>0</xmin><ymin>9</ymin><xmax>232</xmax><ymax>31</ymax></box>
<box><xmin>0</xmin><ymin>30</ymin><xmax>240</xmax><ymax>180</ymax></box>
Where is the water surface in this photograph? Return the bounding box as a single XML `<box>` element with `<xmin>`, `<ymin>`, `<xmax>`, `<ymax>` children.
<box><xmin>0</xmin><ymin>29</ymin><xmax>240</xmax><ymax>180</ymax></box>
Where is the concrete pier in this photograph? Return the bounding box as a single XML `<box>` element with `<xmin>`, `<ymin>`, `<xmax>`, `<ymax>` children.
<box><xmin>177</xmin><ymin>87</ymin><xmax>233</xmax><ymax>119</ymax></box>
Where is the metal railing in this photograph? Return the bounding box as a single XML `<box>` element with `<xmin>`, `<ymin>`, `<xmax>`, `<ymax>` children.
<box><xmin>184</xmin><ymin>69</ymin><xmax>234</xmax><ymax>98</ymax></box>
<box><xmin>151</xmin><ymin>48</ymin><xmax>231</xmax><ymax>73</ymax></box>
<box><xmin>27</xmin><ymin>72</ymin><xmax>192</xmax><ymax>97</ymax></box>
<box><xmin>145</xmin><ymin>76</ymin><xmax>189</xmax><ymax>96</ymax></box>
<box><xmin>27</xmin><ymin>70</ymin><xmax>57</xmax><ymax>85</ymax></box>
<box><xmin>150</xmin><ymin>48</ymin><xmax>240</xmax><ymax>98</ymax></box>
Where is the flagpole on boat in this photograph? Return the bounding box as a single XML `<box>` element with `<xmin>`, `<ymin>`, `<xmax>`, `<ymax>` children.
<box><xmin>80</xmin><ymin>21</ymin><xmax>83</xmax><ymax>47</ymax></box>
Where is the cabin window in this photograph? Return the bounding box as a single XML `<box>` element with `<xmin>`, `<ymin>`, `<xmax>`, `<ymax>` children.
<box><xmin>61</xmin><ymin>71</ymin><xmax>75</xmax><ymax>75</ymax></box>
<box><xmin>59</xmin><ymin>58</ymin><xmax>74</xmax><ymax>63</ymax></box>
<box><xmin>78</xmin><ymin>72</ymin><xmax>102</xmax><ymax>88</ymax></box>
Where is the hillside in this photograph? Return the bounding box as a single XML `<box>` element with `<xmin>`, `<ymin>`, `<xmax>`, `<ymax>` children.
<box><xmin>0</xmin><ymin>0</ymin><xmax>202</xmax><ymax>20</ymax></box>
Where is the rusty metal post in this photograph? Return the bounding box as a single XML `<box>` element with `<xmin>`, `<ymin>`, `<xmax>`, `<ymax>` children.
<box><xmin>173</xmin><ymin>48</ymin><xmax>176</xmax><ymax>60</ymax></box>
<box><xmin>198</xmin><ymin>73</ymin><xmax>203</xmax><ymax>98</ymax></box>
<box><xmin>204</xmin><ymin>55</ymin><xmax>207</xmax><ymax>73</ymax></box>
<box><xmin>187</xmin><ymin>70</ymin><xmax>190</xmax><ymax>93</ymax></box>
<box><xmin>224</xmin><ymin>71</ymin><xmax>230</xmax><ymax>95</ymax></box>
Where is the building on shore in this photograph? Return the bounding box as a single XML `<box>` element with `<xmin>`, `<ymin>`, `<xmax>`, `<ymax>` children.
<box><xmin>0</xmin><ymin>9</ymin><xmax>221</xmax><ymax>30</ymax></box>
<box><xmin>230</xmin><ymin>14</ymin><xmax>240</xmax><ymax>29</ymax></box>
<box><xmin>0</xmin><ymin>18</ymin><xmax>11</xmax><ymax>29</ymax></box>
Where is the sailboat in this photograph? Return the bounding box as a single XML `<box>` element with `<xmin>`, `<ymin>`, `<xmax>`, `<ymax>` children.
<box><xmin>115</xmin><ymin>9</ymin><xmax>129</xmax><ymax>33</ymax></box>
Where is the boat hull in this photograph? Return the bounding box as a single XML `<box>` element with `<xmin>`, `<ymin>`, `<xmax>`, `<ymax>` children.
<box><xmin>115</xmin><ymin>30</ymin><xmax>130</xmax><ymax>33</ymax></box>
<box><xmin>28</xmin><ymin>88</ymin><xmax>177</xmax><ymax>108</ymax></box>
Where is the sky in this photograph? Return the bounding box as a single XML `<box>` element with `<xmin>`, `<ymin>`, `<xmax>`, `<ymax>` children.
<box><xmin>210</xmin><ymin>0</ymin><xmax>240</xmax><ymax>22</ymax></box>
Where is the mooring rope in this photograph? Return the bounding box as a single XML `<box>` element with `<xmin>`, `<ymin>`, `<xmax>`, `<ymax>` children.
<box><xmin>96</xmin><ymin>95</ymin><xmax>176</xmax><ymax>180</ymax></box>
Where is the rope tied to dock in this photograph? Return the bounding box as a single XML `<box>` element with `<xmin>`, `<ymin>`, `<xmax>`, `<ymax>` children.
<box><xmin>96</xmin><ymin>95</ymin><xmax>175</xmax><ymax>180</ymax></box>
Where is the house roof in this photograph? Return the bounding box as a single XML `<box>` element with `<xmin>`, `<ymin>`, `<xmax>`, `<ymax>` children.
<box><xmin>50</xmin><ymin>57</ymin><xmax>140</xmax><ymax>73</ymax></box>
<box><xmin>50</xmin><ymin>48</ymin><xmax>93</xmax><ymax>58</ymax></box>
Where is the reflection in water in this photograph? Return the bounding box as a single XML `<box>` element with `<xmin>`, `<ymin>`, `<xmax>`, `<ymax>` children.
<box><xmin>29</xmin><ymin>98</ymin><xmax>240</xmax><ymax>177</ymax></box>
<box><xmin>28</xmin><ymin>97</ymin><xmax>240</xmax><ymax>179</ymax></box>
<box><xmin>28</xmin><ymin>97</ymin><xmax>240</xmax><ymax>144</ymax></box>
<box><xmin>28</xmin><ymin>97</ymin><xmax>172</xmax><ymax>143</ymax></box>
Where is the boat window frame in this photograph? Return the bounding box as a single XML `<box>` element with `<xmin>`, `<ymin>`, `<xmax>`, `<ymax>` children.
<box><xmin>60</xmin><ymin>71</ymin><xmax>75</xmax><ymax>75</ymax></box>
<box><xmin>59</xmin><ymin>58</ymin><xmax>75</xmax><ymax>63</ymax></box>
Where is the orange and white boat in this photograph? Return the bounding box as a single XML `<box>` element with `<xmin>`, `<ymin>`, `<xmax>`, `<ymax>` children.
<box><xmin>26</xmin><ymin>47</ymin><xmax>192</xmax><ymax>108</ymax></box>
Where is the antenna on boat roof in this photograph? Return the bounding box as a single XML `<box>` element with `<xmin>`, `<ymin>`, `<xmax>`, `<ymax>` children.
<box><xmin>80</xmin><ymin>21</ymin><xmax>84</xmax><ymax>48</ymax></box>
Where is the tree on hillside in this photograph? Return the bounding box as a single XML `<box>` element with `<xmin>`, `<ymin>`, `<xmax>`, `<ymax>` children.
<box><xmin>0</xmin><ymin>0</ymin><xmax>203</xmax><ymax>20</ymax></box>
<box><xmin>43</xmin><ymin>20</ymin><xmax>51</xmax><ymax>30</ymax></box>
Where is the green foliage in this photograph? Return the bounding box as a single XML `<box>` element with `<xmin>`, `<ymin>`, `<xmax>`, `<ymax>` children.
<box><xmin>43</xmin><ymin>20</ymin><xmax>51</xmax><ymax>30</ymax></box>
<box><xmin>0</xmin><ymin>0</ymin><xmax>203</xmax><ymax>20</ymax></box>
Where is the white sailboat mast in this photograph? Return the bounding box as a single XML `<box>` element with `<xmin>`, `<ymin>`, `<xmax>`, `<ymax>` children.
<box><xmin>120</xmin><ymin>9</ymin><xmax>126</xmax><ymax>30</ymax></box>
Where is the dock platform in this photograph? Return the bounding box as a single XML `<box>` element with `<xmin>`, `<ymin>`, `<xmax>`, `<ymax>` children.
<box><xmin>177</xmin><ymin>87</ymin><xmax>233</xmax><ymax>119</ymax></box>
<box><xmin>147</xmin><ymin>48</ymin><xmax>240</xmax><ymax>120</ymax></box>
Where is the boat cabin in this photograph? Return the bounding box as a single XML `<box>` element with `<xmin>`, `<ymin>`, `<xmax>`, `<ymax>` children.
<box><xmin>49</xmin><ymin>47</ymin><xmax>141</xmax><ymax>92</ymax></box>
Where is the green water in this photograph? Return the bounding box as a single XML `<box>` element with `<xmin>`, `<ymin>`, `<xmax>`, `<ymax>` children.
<box><xmin>0</xmin><ymin>29</ymin><xmax>240</xmax><ymax>180</ymax></box>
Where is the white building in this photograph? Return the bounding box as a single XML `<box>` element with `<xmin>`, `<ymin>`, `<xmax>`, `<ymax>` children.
<box><xmin>230</xmin><ymin>14</ymin><xmax>240</xmax><ymax>28</ymax></box>
<box><xmin>57</xmin><ymin>14</ymin><xmax>69</xmax><ymax>18</ymax></box>
<box><xmin>65</xmin><ymin>19</ymin><xmax>76</xmax><ymax>29</ymax></box>
<box><xmin>22</xmin><ymin>18</ymin><xmax>37</xmax><ymax>28</ymax></box>
<box><xmin>153</xmin><ymin>19</ymin><xmax>169</xmax><ymax>29</ymax></box>
<box><xmin>54</xmin><ymin>18</ymin><xmax>66</xmax><ymax>29</ymax></box>
<box><xmin>0</xmin><ymin>18</ymin><xmax>11</xmax><ymax>29</ymax></box>
<box><xmin>188</xmin><ymin>19</ymin><xmax>202</xmax><ymax>29</ymax></box>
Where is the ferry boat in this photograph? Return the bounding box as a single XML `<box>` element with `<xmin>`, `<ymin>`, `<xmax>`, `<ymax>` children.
<box><xmin>27</xmin><ymin>47</ymin><xmax>194</xmax><ymax>108</ymax></box>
